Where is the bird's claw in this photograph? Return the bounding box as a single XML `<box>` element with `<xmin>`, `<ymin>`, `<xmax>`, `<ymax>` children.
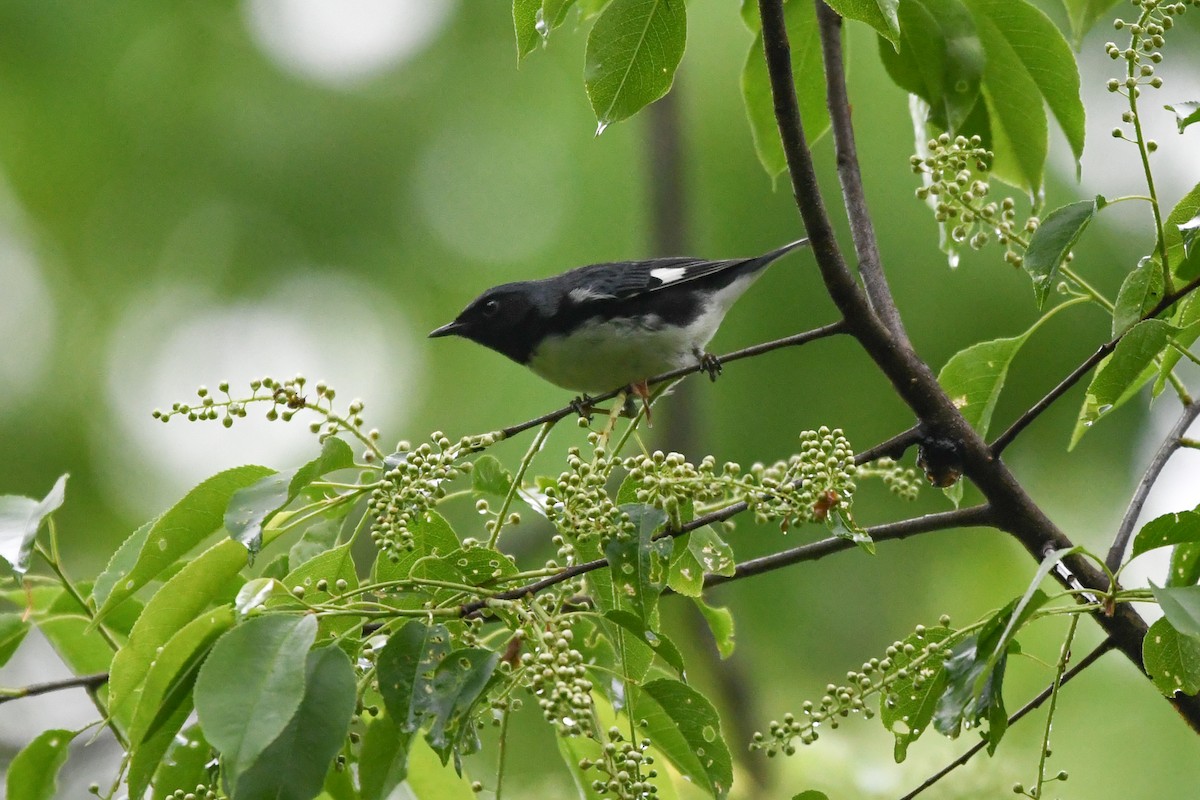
<box><xmin>698</xmin><ymin>351</ymin><xmax>723</xmax><ymax>382</ymax></box>
<box><xmin>570</xmin><ymin>394</ymin><xmax>597</xmax><ymax>421</ymax></box>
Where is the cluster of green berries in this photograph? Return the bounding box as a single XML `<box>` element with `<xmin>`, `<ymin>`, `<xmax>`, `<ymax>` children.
<box><xmin>521</xmin><ymin>623</ymin><xmax>595</xmax><ymax>737</ymax></box>
<box><xmin>1013</xmin><ymin>771</ymin><xmax>1069</xmax><ymax>798</ymax></box>
<box><xmin>857</xmin><ymin>457</ymin><xmax>921</xmax><ymax>501</ymax></box>
<box><xmin>623</xmin><ymin>452</ymin><xmax>725</xmax><ymax>526</ymax></box>
<box><xmin>164</xmin><ymin>786</ymin><xmax>222</xmax><ymax>800</ymax></box>
<box><xmin>544</xmin><ymin>437</ymin><xmax>633</xmax><ymax>561</ymax></box>
<box><xmin>739</xmin><ymin>427</ymin><xmax>858</xmax><ymax>531</ymax></box>
<box><xmin>579</xmin><ymin>727</ymin><xmax>659</xmax><ymax>799</ymax></box>
<box><xmin>1105</xmin><ymin>0</ymin><xmax>1194</xmax><ymax>147</ymax></box>
<box><xmin>368</xmin><ymin>432</ymin><xmax>479</xmax><ymax>557</ymax></box>
<box><xmin>753</xmin><ymin>618</ymin><xmax>954</xmax><ymax>756</ymax></box>
<box><xmin>910</xmin><ymin>134</ymin><xmax>1037</xmax><ymax>267</ymax></box>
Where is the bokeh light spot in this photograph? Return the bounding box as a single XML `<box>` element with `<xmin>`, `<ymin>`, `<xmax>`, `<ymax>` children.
<box><xmin>0</xmin><ymin>232</ymin><xmax>54</xmax><ymax>408</ymax></box>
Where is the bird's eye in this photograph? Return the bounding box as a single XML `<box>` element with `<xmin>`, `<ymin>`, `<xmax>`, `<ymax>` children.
<box><xmin>481</xmin><ymin>299</ymin><xmax>501</xmax><ymax>317</ymax></box>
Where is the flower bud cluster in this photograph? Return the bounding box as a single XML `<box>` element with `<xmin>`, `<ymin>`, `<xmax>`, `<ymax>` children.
<box><xmin>165</xmin><ymin>786</ymin><xmax>221</xmax><ymax>800</ymax></box>
<box><xmin>544</xmin><ymin>436</ymin><xmax>634</xmax><ymax>561</ymax></box>
<box><xmin>368</xmin><ymin>431</ymin><xmax>475</xmax><ymax>557</ymax></box>
<box><xmin>743</xmin><ymin>427</ymin><xmax>857</xmax><ymax>531</ymax></box>
<box><xmin>856</xmin><ymin>457</ymin><xmax>921</xmax><ymax>501</ymax></box>
<box><xmin>623</xmin><ymin>451</ymin><xmax>724</xmax><ymax>525</ymax></box>
<box><xmin>578</xmin><ymin>727</ymin><xmax>659</xmax><ymax>799</ymax></box>
<box><xmin>520</xmin><ymin>621</ymin><xmax>595</xmax><ymax>737</ymax></box>
<box><xmin>910</xmin><ymin>134</ymin><xmax>1037</xmax><ymax>267</ymax></box>
<box><xmin>752</xmin><ymin>617</ymin><xmax>955</xmax><ymax>756</ymax></box>
<box><xmin>1105</xmin><ymin>0</ymin><xmax>1193</xmax><ymax>148</ymax></box>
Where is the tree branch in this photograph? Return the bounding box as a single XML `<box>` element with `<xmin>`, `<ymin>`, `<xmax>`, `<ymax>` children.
<box><xmin>497</xmin><ymin>321</ymin><xmax>848</xmax><ymax>439</ymax></box>
<box><xmin>815</xmin><ymin>2</ymin><xmax>907</xmax><ymax>340</ymax></box>
<box><xmin>899</xmin><ymin>638</ymin><xmax>1117</xmax><ymax>800</ymax></box>
<box><xmin>0</xmin><ymin>672</ymin><xmax>109</xmax><ymax>705</ymax></box>
<box><xmin>1106</xmin><ymin>399</ymin><xmax>1200</xmax><ymax>572</ymax></box>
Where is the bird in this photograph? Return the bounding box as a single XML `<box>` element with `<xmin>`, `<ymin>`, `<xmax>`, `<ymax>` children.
<box><xmin>429</xmin><ymin>239</ymin><xmax>810</xmax><ymax>408</ymax></box>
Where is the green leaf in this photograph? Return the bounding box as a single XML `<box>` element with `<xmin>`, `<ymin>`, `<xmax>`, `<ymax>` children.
<box><xmin>1113</xmin><ymin>257</ymin><xmax>1165</xmax><ymax>336</ymax></box>
<box><xmin>274</xmin><ymin>542</ymin><xmax>360</xmax><ymax>639</ymax></box>
<box><xmin>1170</xmin><ymin>542</ymin><xmax>1200</xmax><ymax>588</ymax></box>
<box><xmin>471</xmin><ymin>455</ymin><xmax>513</xmax><ymax>497</ymax></box>
<box><xmin>194</xmin><ymin>613</ymin><xmax>318</xmax><ymax>784</ymax></box>
<box><xmin>878</xmin><ymin>0</ymin><xmax>983</xmax><ymax>133</ymax></box>
<box><xmin>233</xmin><ymin>646</ymin><xmax>357</xmax><ymax>800</ymax></box>
<box><xmin>880</xmin><ymin>626</ymin><xmax>955</xmax><ymax>761</ymax></box>
<box><xmin>742</xmin><ymin>0</ymin><xmax>829</xmax><ymax>180</ymax></box>
<box><xmin>1152</xmin><ymin>291</ymin><xmax>1200</xmax><ymax>397</ymax></box>
<box><xmin>824</xmin><ymin>0</ymin><xmax>900</xmax><ymax>45</ymax></box>
<box><xmin>423</xmin><ymin>648</ymin><xmax>499</xmax><ymax>765</ymax></box>
<box><xmin>1023</xmin><ymin>198</ymin><xmax>1105</xmax><ymax>308</ymax></box>
<box><xmin>96</xmin><ymin>466</ymin><xmax>272</xmax><ymax>620</ymax></box>
<box><xmin>964</xmin><ymin>0</ymin><xmax>1083</xmax><ymax>190</ymax></box>
<box><xmin>403</xmin><ymin>736</ymin><xmax>479</xmax><ymax>799</ymax></box>
<box><xmin>632</xmin><ymin>678</ymin><xmax>733</xmax><ymax>798</ymax></box>
<box><xmin>129</xmin><ymin>680</ymin><xmax>200</xmax><ymax>800</ymax></box>
<box><xmin>226</xmin><ymin>438</ymin><xmax>353</xmax><ymax>556</ymax></box>
<box><xmin>794</xmin><ymin>793</ymin><xmax>832</xmax><ymax>800</ymax></box>
<box><xmin>1167</xmin><ymin>182</ymin><xmax>1200</xmax><ymax>280</ymax></box>
<box><xmin>693</xmin><ymin>598</ymin><xmax>736</xmax><ymax>659</ymax></box>
<box><xmin>558</xmin><ymin>732</ymin><xmax>607</xmax><ymax>800</ymax></box>
<box><xmin>417</xmin><ymin>546</ymin><xmax>519</xmax><ymax>589</ymax></box>
<box><xmin>607</xmin><ymin>504</ymin><xmax>671</xmax><ymax>624</ymax></box>
<box><xmin>542</xmin><ymin>0</ymin><xmax>580</xmax><ymax>41</ymax></box>
<box><xmin>378</xmin><ymin>621</ymin><xmax>454</xmax><ymax>733</ymax></box>
<box><xmin>603</xmin><ymin>609</ymin><xmax>686</xmax><ymax>676</ymax></box>
<box><xmin>127</xmin><ymin>605</ymin><xmax>235</xmax><ymax>748</ymax></box>
<box><xmin>1150</xmin><ymin>583</ymin><xmax>1200</xmax><ymax>639</ymax></box>
<box><xmin>1132</xmin><ymin>511</ymin><xmax>1200</xmax><ymax>560</ymax></box>
<box><xmin>360</xmin><ymin>714</ymin><xmax>411</xmax><ymax>800</ymax></box>
<box><xmin>34</xmin><ymin>595</ymin><xmax>122</xmax><ymax>675</ymax></box>
<box><xmin>1144</xmin><ymin>616</ymin><xmax>1200</xmax><ymax>696</ymax></box>
<box><xmin>5</xmin><ymin>728</ymin><xmax>78</xmax><ymax>800</ymax></box>
<box><xmin>1060</xmin><ymin>0</ymin><xmax>1122</xmax><ymax>48</ymax></box>
<box><xmin>151</xmin><ymin>725</ymin><xmax>213</xmax><ymax>800</ymax></box>
<box><xmin>514</xmin><ymin>0</ymin><xmax>541</xmax><ymax>60</ymax></box>
<box><xmin>584</xmin><ymin>0</ymin><xmax>687</xmax><ymax>130</ymax></box>
<box><xmin>1166</xmin><ymin>101</ymin><xmax>1200</xmax><ymax>134</ymax></box>
<box><xmin>668</xmin><ymin>526</ymin><xmax>735</xmax><ymax>597</ymax></box>
<box><xmin>372</xmin><ymin>510</ymin><xmax>460</xmax><ymax>587</ymax></box>
<box><xmin>287</xmin><ymin>518</ymin><xmax>340</xmax><ymax>569</ymax></box>
<box><xmin>829</xmin><ymin>507</ymin><xmax>874</xmax><ymax>554</ymax></box>
<box><xmin>0</xmin><ymin>612</ymin><xmax>30</xmax><ymax>668</ymax></box>
<box><xmin>1070</xmin><ymin>319</ymin><xmax>1173</xmax><ymax>448</ymax></box>
<box><xmin>92</xmin><ymin>518</ymin><xmax>154</xmax><ymax>610</ymax></box>
<box><xmin>107</xmin><ymin>538</ymin><xmax>249</xmax><ymax>727</ymax></box>
<box><xmin>0</xmin><ymin>474</ymin><xmax>67</xmax><ymax>574</ymax></box>
<box><xmin>938</xmin><ymin>335</ymin><xmax>1026</xmax><ymax>438</ymax></box>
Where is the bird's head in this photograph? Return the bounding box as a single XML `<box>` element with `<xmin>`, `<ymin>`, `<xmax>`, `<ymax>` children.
<box><xmin>429</xmin><ymin>283</ymin><xmax>544</xmax><ymax>364</ymax></box>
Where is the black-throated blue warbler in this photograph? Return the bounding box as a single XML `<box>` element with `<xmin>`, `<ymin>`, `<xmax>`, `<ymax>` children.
<box><xmin>429</xmin><ymin>239</ymin><xmax>809</xmax><ymax>399</ymax></box>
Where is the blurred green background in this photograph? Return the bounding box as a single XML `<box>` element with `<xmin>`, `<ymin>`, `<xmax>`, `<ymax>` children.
<box><xmin>0</xmin><ymin>0</ymin><xmax>1198</xmax><ymax>797</ymax></box>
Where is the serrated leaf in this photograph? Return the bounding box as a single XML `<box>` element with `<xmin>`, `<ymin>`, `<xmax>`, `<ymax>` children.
<box><xmin>92</xmin><ymin>518</ymin><xmax>154</xmax><ymax>610</ymax></box>
<box><xmin>1144</xmin><ymin>616</ymin><xmax>1200</xmax><ymax>696</ymax></box>
<box><xmin>584</xmin><ymin>0</ymin><xmax>686</xmax><ymax>129</ymax></box>
<box><xmin>632</xmin><ymin>678</ymin><xmax>733</xmax><ymax>798</ymax></box>
<box><xmin>1150</xmin><ymin>583</ymin><xmax>1200</xmax><ymax>639</ymax></box>
<box><xmin>0</xmin><ymin>474</ymin><xmax>67</xmax><ymax>574</ymax></box>
<box><xmin>233</xmin><ymin>646</ymin><xmax>357</xmax><ymax>800</ymax></box>
<box><xmin>378</xmin><ymin>621</ymin><xmax>454</xmax><ymax>733</ymax></box>
<box><xmin>1023</xmin><ymin>199</ymin><xmax>1104</xmax><ymax>309</ymax></box>
<box><xmin>5</xmin><ymin>728</ymin><xmax>78</xmax><ymax>800</ymax></box>
<box><xmin>1060</xmin><ymin>0</ymin><xmax>1122</xmax><ymax>48</ymax></box>
<box><xmin>824</xmin><ymin>0</ymin><xmax>900</xmax><ymax>45</ymax></box>
<box><xmin>423</xmin><ymin>648</ymin><xmax>499</xmax><ymax>765</ymax></box>
<box><xmin>0</xmin><ymin>613</ymin><xmax>30</xmax><ymax>668</ymax></box>
<box><xmin>604</xmin><ymin>609</ymin><xmax>686</xmax><ymax>676</ymax></box>
<box><xmin>1132</xmin><ymin>510</ymin><xmax>1200</xmax><ymax>560</ymax></box>
<box><xmin>97</xmin><ymin>466</ymin><xmax>272</xmax><ymax>620</ymax></box>
<box><xmin>1166</xmin><ymin>101</ymin><xmax>1200</xmax><ymax>134</ymax></box>
<box><xmin>471</xmin><ymin>454</ymin><xmax>513</xmax><ymax>497</ymax></box>
<box><xmin>693</xmin><ymin>598</ymin><xmax>736</xmax><ymax>659</ymax></box>
<box><xmin>1071</xmin><ymin>319</ymin><xmax>1173</xmax><ymax>448</ymax></box>
<box><xmin>880</xmin><ymin>626</ymin><xmax>955</xmax><ymax>761</ymax></box>
<box><xmin>878</xmin><ymin>0</ymin><xmax>983</xmax><ymax>133</ymax></box>
<box><xmin>108</xmin><ymin>538</ymin><xmax>250</xmax><ymax>727</ymax></box>
<box><xmin>939</xmin><ymin>335</ymin><xmax>1027</xmax><ymax>437</ymax></box>
<box><xmin>226</xmin><ymin>438</ymin><xmax>353</xmax><ymax>556</ymax></box>
<box><xmin>964</xmin><ymin>0</ymin><xmax>1084</xmax><ymax>191</ymax></box>
<box><xmin>514</xmin><ymin>0</ymin><xmax>541</xmax><ymax>60</ymax></box>
<box><xmin>1113</xmin><ymin>257</ymin><xmax>1165</xmax><ymax>336</ymax></box>
<box><xmin>607</xmin><ymin>504</ymin><xmax>671</xmax><ymax>624</ymax></box>
<box><xmin>742</xmin><ymin>0</ymin><xmax>829</xmax><ymax>180</ymax></box>
<box><xmin>127</xmin><ymin>605</ymin><xmax>235</xmax><ymax>748</ymax></box>
<box><xmin>194</xmin><ymin>614</ymin><xmax>317</xmax><ymax>784</ymax></box>
<box><xmin>668</xmin><ymin>526</ymin><xmax>735</xmax><ymax>597</ymax></box>
<box><xmin>1167</xmin><ymin>183</ymin><xmax>1200</xmax><ymax>280</ymax></box>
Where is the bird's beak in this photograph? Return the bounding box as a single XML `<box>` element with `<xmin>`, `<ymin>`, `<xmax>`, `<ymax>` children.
<box><xmin>428</xmin><ymin>320</ymin><xmax>465</xmax><ymax>339</ymax></box>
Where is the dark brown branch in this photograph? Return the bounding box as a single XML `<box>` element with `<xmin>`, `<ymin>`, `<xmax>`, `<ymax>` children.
<box><xmin>991</xmin><ymin>272</ymin><xmax>1200</xmax><ymax>456</ymax></box>
<box><xmin>0</xmin><ymin>672</ymin><xmax>109</xmax><ymax>705</ymax></box>
<box><xmin>899</xmin><ymin>638</ymin><xmax>1117</xmax><ymax>800</ymax></box>
<box><xmin>497</xmin><ymin>322</ymin><xmax>848</xmax><ymax>439</ymax></box>
<box><xmin>815</xmin><ymin>2</ymin><xmax>906</xmax><ymax>340</ymax></box>
<box><xmin>854</xmin><ymin>425</ymin><xmax>922</xmax><ymax>464</ymax></box>
<box><xmin>703</xmin><ymin>505</ymin><xmax>993</xmax><ymax>589</ymax></box>
<box><xmin>1106</xmin><ymin>400</ymin><xmax>1200</xmax><ymax>572</ymax></box>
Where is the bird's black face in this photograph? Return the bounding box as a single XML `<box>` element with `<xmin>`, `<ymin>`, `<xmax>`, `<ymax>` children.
<box><xmin>429</xmin><ymin>286</ymin><xmax>542</xmax><ymax>364</ymax></box>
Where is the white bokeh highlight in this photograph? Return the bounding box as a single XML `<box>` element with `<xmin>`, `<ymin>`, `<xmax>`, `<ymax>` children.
<box><xmin>0</xmin><ymin>233</ymin><xmax>54</xmax><ymax>407</ymax></box>
<box><xmin>101</xmin><ymin>272</ymin><xmax>420</xmax><ymax>516</ymax></box>
<box><xmin>244</xmin><ymin>0</ymin><xmax>456</xmax><ymax>87</ymax></box>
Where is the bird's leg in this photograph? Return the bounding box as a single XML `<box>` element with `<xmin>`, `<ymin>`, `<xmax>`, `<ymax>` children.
<box><xmin>694</xmin><ymin>348</ymin><xmax>723</xmax><ymax>382</ymax></box>
<box><xmin>630</xmin><ymin>380</ymin><xmax>653</xmax><ymax>426</ymax></box>
<box><xmin>570</xmin><ymin>393</ymin><xmax>598</xmax><ymax>422</ymax></box>
<box><xmin>596</xmin><ymin>390</ymin><xmax>628</xmax><ymax>450</ymax></box>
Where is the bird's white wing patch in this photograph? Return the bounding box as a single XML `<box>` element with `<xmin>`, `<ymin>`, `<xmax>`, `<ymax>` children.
<box><xmin>650</xmin><ymin>266</ymin><xmax>688</xmax><ymax>285</ymax></box>
<box><xmin>568</xmin><ymin>286</ymin><xmax>612</xmax><ymax>303</ymax></box>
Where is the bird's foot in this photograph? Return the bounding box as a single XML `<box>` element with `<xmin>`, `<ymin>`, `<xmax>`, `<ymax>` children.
<box><xmin>570</xmin><ymin>394</ymin><xmax>598</xmax><ymax>422</ymax></box>
<box><xmin>696</xmin><ymin>350</ymin><xmax>723</xmax><ymax>382</ymax></box>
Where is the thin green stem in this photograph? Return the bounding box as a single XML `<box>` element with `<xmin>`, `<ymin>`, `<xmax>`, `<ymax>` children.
<box><xmin>495</xmin><ymin>707</ymin><xmax>511</xmax><ymax>800</ymax></box>
<box><xmin>1034</xmin><ymin>614</ymin><xmax>1079</xmax><ymax>799</ymax></box>
<box><xmin>1181</xmin><ymin>437</ymin><xmax>1200</xmax><ymax>449</ymax></box>
<box><xmin>489</xmin><ymin>420</ymin><xmax>556</xmax><ymax>549</ymax></box>
<box><xmin>1060</xmin><ymin>265</ymin><xmax>1113</xmax><ymax>312</ymax></box>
